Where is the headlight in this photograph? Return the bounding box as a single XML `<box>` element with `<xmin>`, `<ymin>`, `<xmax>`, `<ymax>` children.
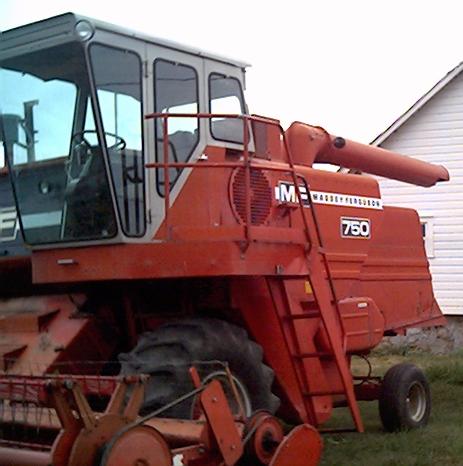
<box><xmin>75</xmin><ymin>20</ymin><xmax>94</xmax><ymax>41</ymax></box>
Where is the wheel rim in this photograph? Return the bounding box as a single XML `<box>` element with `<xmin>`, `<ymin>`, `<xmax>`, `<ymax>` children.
<box><xmin>191</xmin><ymin>370</ymin><xmax>252</xmax><ymax>418</ymax></box>
<box><xmin>406</xmin><ymin>381</ymin><xmax>427</xmax><ymax>422</ymax></box>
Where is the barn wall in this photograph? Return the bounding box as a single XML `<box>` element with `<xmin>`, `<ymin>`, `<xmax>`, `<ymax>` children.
<box><xmin>378</xmin><ymin>72</ymin><xmax>463</xmax><ymax>315</ymax></box>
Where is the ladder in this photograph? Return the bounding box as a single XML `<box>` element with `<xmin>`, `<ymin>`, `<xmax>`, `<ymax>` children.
<box><xmin>273</xmin><ymin>139</ymin><xmax>364</xmax><ymax>433</ymax></box>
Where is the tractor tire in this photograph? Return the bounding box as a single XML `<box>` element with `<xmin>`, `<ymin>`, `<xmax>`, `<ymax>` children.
<box><xmin>379</xmin><ymin>363</ymin><xmax>431</xmax><ymax>432</ymax></box>
<box><xmin>118</xmin><ymin>318</ymin><xmax>280</xmax><ymax>418</ymax></box>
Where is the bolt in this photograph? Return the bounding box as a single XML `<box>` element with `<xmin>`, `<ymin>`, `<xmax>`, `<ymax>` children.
<box><xmin>64</xmin><ymin>379</ymin><xmax>74</xmax><ymax>389</ymax></box>
<box><xmin>333</xmin><ymin>136</ymin><xmax>346</xmax><ymax>149</ymax></box>
<box><xmin>212</xmin><ymin>396</ymin><xmax>217</xmax><ymax>403</ymax></box>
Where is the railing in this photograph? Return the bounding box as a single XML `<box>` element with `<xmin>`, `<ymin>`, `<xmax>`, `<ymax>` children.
<box><xmin>144</xmin><ymin>112</ymin><xmax>314</xmax><ymax>250</ymax></box>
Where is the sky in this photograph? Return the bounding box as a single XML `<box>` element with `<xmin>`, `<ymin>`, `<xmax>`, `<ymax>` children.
<box><xmin>1</xmin><ymin>0</ymin><xmax>462</xmax><ymax>143</ymax></box>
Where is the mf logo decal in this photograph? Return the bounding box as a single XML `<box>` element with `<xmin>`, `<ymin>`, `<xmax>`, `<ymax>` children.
<box><xmin>341</xmin><ymin>217</ymin><xmax>371</xmax><ymax>239</ymax></box>
<box><xmin>275</xmin><ymin>182</ymin><xmax>383</xmax><ymax>211</ymax></box>
<box><xmin>0</xmin><ymin>207</ymin><xmax>19</xmax><ymax>242</ymax></box>
<box><xmin>274</xmin><ymin>181</ymin><xmax>309</xmax><ymax>206</ymax></box>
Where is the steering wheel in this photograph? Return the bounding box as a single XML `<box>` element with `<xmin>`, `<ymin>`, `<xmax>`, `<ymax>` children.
<box><xmin>67</xmin><ymin>131</ymin><xmax>126</xmax><ymax>183</ymax></box>
<box><xmin>71</xmin><ymin>130</ymin><xmax>126</xmax><ymax>152</ymax></box>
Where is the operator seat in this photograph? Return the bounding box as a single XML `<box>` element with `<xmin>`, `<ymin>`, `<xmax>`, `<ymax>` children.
<box><xmin>63</xmin><ymin>147</ymin><xmax>115</xmax><ymax>239</ymax></box>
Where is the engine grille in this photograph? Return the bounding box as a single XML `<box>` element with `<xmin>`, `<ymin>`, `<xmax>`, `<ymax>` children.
<box><xmin>231</xmin><ymin>168</ymin><xmax>272</xmax><ymax>225</ymax></box>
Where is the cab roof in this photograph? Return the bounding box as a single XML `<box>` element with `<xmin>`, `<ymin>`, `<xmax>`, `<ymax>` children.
<box><xmin>2</xmin><ymin>12</ymin><xmax>251</xmax><ymax>70</ymax></box>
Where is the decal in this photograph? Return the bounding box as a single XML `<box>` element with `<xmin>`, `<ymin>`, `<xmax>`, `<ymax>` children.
<box><xmin>340</xmin><ymin>217</ymin><xmax>371</xmax><ymax>239</ymax></box>
<box><xmin>274</xmin><ymin>181</ymin><xmax>383</xmax><ymax>211</ymax></box>
<box><xmin>0</xmin><ymin>207</ymin><xmax>19</xmax><ymax>242</ymax></box>
<box><xmin>274</xmin><ymin>181</ymin><xmax>309</xmax><ymax>206</ymax></box>
<box><xmin>311</xmin><ymin>191</ymin><xmax>383</xmax><ymax>210</ymax></box>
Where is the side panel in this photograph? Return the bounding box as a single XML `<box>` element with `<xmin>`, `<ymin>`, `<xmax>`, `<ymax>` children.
<box><xmin>356</xmin><ymin>206</ymin><xmax>445</xmax><ymax>330</ymax></box>
<box><xmin>231</xmin><ymin>277</ymin><xmax>339</xmax><ymax>426</ymax></box>
<box><xmin>291</xmin><ymin>168</ymin><xmax>445</xmax><ymax>331</ymax></box>
<box><xmin>230</xmin><ymin>277</ymin><xmax>308</xmax><ymax>423</ymax></box>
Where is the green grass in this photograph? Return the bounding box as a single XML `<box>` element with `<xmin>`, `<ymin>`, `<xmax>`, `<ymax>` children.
<box><xmin>319</xmin><ymin>351</ymin><xmax>463</xmax><ymax>466</ymax></box>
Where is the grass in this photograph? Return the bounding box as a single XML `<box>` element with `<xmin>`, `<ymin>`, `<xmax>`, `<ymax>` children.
<box><xmin>319</xmin><ymin>350</ymin><xmax>463</xmax><ymax>466</ymax></box>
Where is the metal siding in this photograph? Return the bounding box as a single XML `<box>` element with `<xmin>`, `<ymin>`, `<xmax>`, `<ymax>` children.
<box><xmin>378</xmin><ymin>72</ymin><xmax>463</xmax><ymax>315</ymax></box>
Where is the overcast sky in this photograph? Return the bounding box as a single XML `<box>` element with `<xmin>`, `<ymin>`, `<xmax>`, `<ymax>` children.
<box><xmin>2</xmin><ymin>0</ymin><xmax>462</xmax><ymax>143</ymax></box>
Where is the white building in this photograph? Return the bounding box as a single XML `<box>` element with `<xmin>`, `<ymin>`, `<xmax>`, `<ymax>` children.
<box><xmin>373</xmin><ymin>62</ymin><xmax>463</xmax><ymax>315</ymax></box>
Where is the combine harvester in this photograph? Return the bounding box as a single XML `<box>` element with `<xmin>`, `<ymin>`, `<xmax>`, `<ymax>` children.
<box><xmin>0</xmin><ymin>13</ymin><xmax>449</xmax><ymax>465</ymax></box>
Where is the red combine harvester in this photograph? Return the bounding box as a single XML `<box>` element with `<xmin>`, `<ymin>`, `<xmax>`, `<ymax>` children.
<box><xmin>0</xmin><ymin>13</ymin><xmax>449</xmax><ymax>466</ymax></box>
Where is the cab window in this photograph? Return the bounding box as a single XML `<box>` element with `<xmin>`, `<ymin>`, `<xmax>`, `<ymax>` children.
<box><xmin>154</xmin><ymin>59</ymin><xmax>199</xmax><ymax>196</ymax></box>
<box><xmin>209</xmin><ymin>73</ymin><xmax>245</xmax><ymax>144</ymax></box>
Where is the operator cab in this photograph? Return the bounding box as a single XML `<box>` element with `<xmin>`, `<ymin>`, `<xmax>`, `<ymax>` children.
<box><xmin>0</xmin><ymin>13</ymin><xmax>249</xmax><ymax>247</ymax></box>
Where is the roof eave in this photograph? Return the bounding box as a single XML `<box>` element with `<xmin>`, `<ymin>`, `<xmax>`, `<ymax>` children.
<box><xmin>371</xmin><ymin>61</ymin><xmax>463</xmax><ymax>146</ymax></box>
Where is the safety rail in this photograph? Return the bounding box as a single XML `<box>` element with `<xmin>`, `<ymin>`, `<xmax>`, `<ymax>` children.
<box><xmin>144</xmin><ymin>112</ymin><xmax>314</xmax><ymax>250</ymax></box>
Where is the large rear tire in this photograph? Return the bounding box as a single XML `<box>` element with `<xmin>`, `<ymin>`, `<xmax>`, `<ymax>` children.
<box><xmin>379</xmin><ymin>363</ymin><xmax>431</xmax><ymax>432</ymax></box>
<box><xmin>119</xmin><ymin>318</ymin><xmax>280</xmax><ymax>418</ymax></box>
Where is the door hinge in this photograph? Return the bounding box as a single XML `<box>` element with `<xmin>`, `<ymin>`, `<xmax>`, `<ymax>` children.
<box><xmin>143</xmin><ymin>60</ymin><xmax>149</xmax><ymax>79</ymax></box>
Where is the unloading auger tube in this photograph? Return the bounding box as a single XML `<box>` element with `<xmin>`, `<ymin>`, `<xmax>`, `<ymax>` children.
<box><xmin>0</xmin><ymin>368</ymin><xmax>323</xmax><ymax>466</ymax></box>
<box><xmin>285</xmin><ymin>122</ymin><xmax>449</xmax><ymax>187</ymax></box>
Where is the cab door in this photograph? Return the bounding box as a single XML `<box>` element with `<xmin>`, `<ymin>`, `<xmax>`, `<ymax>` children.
<box><xmin>145</xmin><ymin>46</ymin><xmax>206</xmax><ymax>234</ymax></box>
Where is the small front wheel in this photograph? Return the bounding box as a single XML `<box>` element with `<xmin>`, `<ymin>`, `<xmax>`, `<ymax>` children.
<box><xmin>379</xmin><ymin>363</ymin><xmax>431</xmax><ymax>432</ymax></box>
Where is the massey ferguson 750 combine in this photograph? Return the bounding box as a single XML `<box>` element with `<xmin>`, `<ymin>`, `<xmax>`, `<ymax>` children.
<box><xmin>0</xmin><ymin>13</ymin><xmax>449</xmax><ymax>466</ymax></box>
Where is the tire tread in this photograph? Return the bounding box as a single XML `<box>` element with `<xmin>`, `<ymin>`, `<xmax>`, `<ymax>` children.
<box><xmin>119</xmin><ymin>318</ymin><xmax>280</xmax><ymax>417</ymax></box>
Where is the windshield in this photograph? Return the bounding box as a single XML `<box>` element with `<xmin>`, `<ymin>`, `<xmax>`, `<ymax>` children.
<box><xmin>0</xmin><ymin>42</ymin><xmax>117</xmax><ymax>244</ymax></box>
